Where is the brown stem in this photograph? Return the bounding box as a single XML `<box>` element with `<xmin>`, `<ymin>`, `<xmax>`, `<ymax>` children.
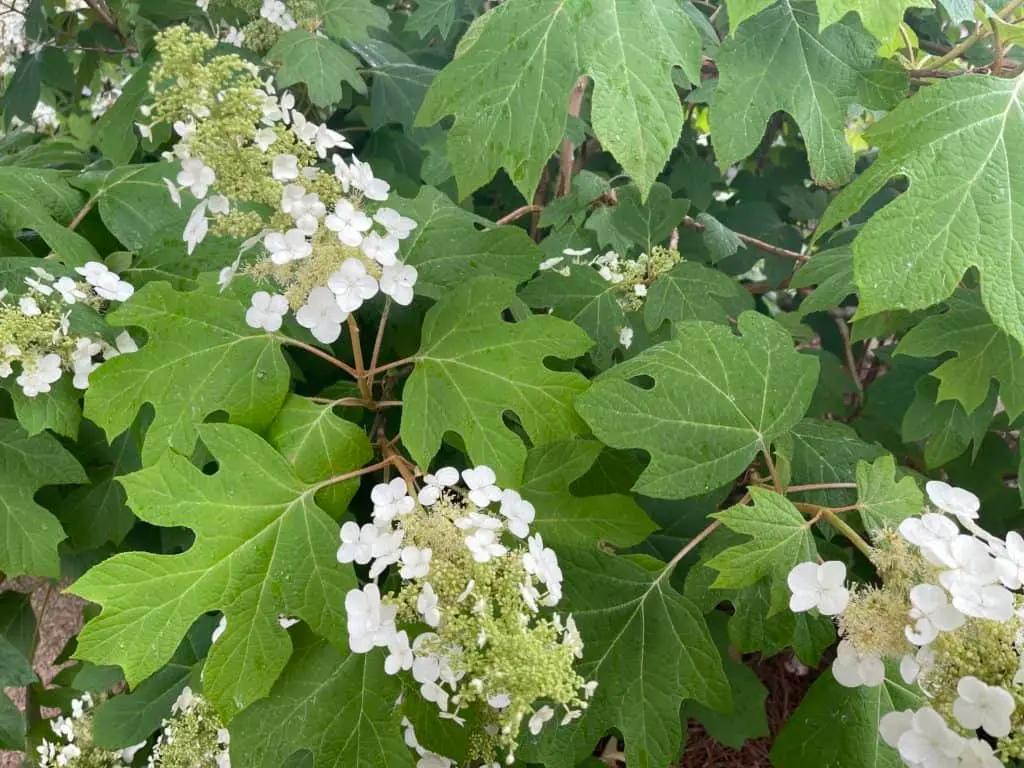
<box><xmin>761</xmin><ymin>447</ymin><xmax>782</xmax><ymax>493</ymax></box>
<box><xmin>368</xmin><ymin>356</ymin><xmax>415</xmax><ymax>376</ymax></box>
<box><xmin>496</xmin><ymin>205</ymin><xmax>543</xmax><ymax>226</ymax></box>
<box><xmin>991</xmin><ymin>17</ymin><xmax>1004</xmax><ymax>76</ymax></box>
<box><xmin>280</xmin><ymin>337</ymin><xmax>359</xmax><ymax>377</ymax></box>
<box><xmin>680</xmin><ymin>216</ymin><xmax>807</xmax><ymax>262</ymax></box>
<box><xmin>67</xmin><ymin>197</ymin><xmax>97</xmax><ymax>231</ymax></box>
<box><xmin>316</xmin><ymin>457</ymin><xmax>395</xmax><ymax>489</ymax></box>
<box><xmin>347</xmin><ymin>315</ymin><xmax>372</xmax><ymax>402</ymax></box>
<box><xmin>664</xmin><ymin>520</ymin><xmax>722</xmax><ymax>572</ymax></box>
<box><xmin>786</xmin><ymin>482</ymin><xmax>858</xmax><ymax>493</ymax></box>
<box><xmin>368</xmin><ymin>298</ymin><xmax>391</xmax><ymax>392</ymax></box>
<box><xmin>832</xmin><ymin>311</ymin><xmax>864</xmax><ymax>393</ymax></box>
<box><xmin>555</xmin><ymin>77</ymin><xmax>588</xmax><ymax>198</ymax></box>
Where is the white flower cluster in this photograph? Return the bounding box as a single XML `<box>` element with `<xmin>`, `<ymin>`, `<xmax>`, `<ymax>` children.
<box><xmin>159</xmin><ymin>76</ymin><xmax>418</xmax><ymax>343</ymax></box>
<box><xmin>259</xmin><ymin>0</ymin><xmax>296</xmax><ymax>29</ymax></box>
<box><xmin>337</xmin><ymin>466</ymin><xmax>592</xmax><ymax>764</ymax></box>
<box><xmin>787</xmin><ymin>481</ymin><xmax>1024</xmax><ymax>768</ymax></box>
<box><xmin>37</xmin><ymin>692</ymin><xmax>143</xmax><ymax>767</ymax></box>
<box><xmin>0</xmin><ymin>263</ymin><xmax>136</xmax><ymax>397</ymax></box>
<box><xmin>147</xmin><ymin>687</ymin><xmax>230</xmax><ymax>768</ymax></box>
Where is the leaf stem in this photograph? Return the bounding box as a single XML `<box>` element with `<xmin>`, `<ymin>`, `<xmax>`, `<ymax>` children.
<box><xmin>821</xmin><ymin>508</ymin><xmax>874</xmax><ymax>558</ymax></box>
<box><xmin>367</xmin><ymin>298</ymin><xmax>392</xmax><ymax>392</ymax></box>
<box><xmin>761</xmin><ymin>447</ymin><xmax>782</xmax><ymax>494</ymax></box>
<box><xmin>280</xmin><ymin>337</ymin><xmax>359</xmax><ymax>378</ymax></box>
<box><xmin>681</xmin><ymin>216</ymin><xmax>807</xmax><ymax>262</ymax></box>
<box><xmin>664</xmin><ymin>520</ymin><xmax>722</xmax><ymax>572</ymax></box>
<box><xmin>368</xmin><ymin>357</ymin><xmax>415</xmax><ymax>376</ymax></box>
<box><xmin>495</xmin><ymin>205</ymin><xmax>543</xmax><ymax>226</ymax></box>
<box><xmin>68</xmin><ymin>196</ymin><xmax>97</xmax><ymax>231</ymax></box>
<box><xmin>347</xmin><ymin>315</ymin><xmax>373</xmax><ymax>402</ymax></box>
<box><xmin>786</xmin><ymin>482</ymin><xmax>858</xmax><ymax>493</ymax></box>
<box><xmin>928</xmin><ymin>0</ymin><xmax>1023</xmax><ymax>69</ymax></box>
<box><xmin>315</xmin><ymin>457</ymin><xmax>395</xmax><ymax>489</ymax></box>
<box><xmin>831</xmin><ymin>310</ymin><xmax>864</xmax><ymax>393</ymax></box>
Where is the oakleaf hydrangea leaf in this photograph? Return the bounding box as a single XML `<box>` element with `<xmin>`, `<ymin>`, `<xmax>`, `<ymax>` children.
<box><xmin>818</xmin><ymin>76</ymin><xmax>1024</xmax><ymax>343</ymax></box>
<box><xmin>903</xmin><ymin>377</ymin><xmax>995</xmax><ymax>469</ymax></box>
<box><xmin>0</xmin><ymin>418</ymin><xmax>86</xmax><ymax>579</ymax></box>
<box><xmin>585</xmin><ymin>184</ymin><xmax>688</xmax><ymax>253</ymax></box>
<box><xmin>0</xmin><ymin>376</ymin><xmax>81</xmax><ymax>439</ymax></box>
<box><xmin>724</xmin><ymin>0</ymin><xmax>775</xmax><ymax>32</ymax></box>
<box><xmin>315</xmin><ymin>0</ymin><xmax>390</xmax><ymax>40</ymax></box>
<box><xmin>897</xmin><ymin>291</ymin><xmax>1024</xmax><ymax>420</ymax></box>
<box><xmin>84</xmin><ymin>282</ymin><xmax>291</xmax><ymax>465</ymax></box>
<box><xmin>231</xmin><ymin>629</ymin><xmax>410</xmax><ymax>768</ymax></box>
<box><xmin>643</xmin><ymin>261</ymin><xmax>753</xmax><ymax>332</ymax></box>
<box><xmin>790</xmin><ymin>246</ymin><xmax>856</xmax><ymax>317</ymax></box>
<box><xmin>69</xmin><ymin>424</ymin><xmax>357</xmax><ymax>718</ymax></box>
<box><xmin>816</xmin><ymin>0</ymin><xmax>931</xmax><ymax>42</ymax></box>
<box><xmin>711</xmin><ymin>0</ymin><xmax>906</xmax><ymax>187</ymax></box>
<box><xmin>786</xmin><ymin>418</ymin><xmax>885</xmax><ymax>509</ymax></box>
<box><xmin>519</xmin><ymin>266</ymin><xmax>626</xmax><ymax>369</ymax></box>
<box><xmin>401</xmin><ymin>276</ymin><xmax>592</xmax><ymax>486</ymax></box>
<box><xmin>266</xmin><ymin>395</ymin><xmax>373</xmax><ymax>518</ymax></box>
<box><xmin>392</xmin><ymin>186</ymin><xmax>541</xmax><ymax>299</ymax></box>
<box><xmin>770</xmin><ymin>667</ymin><xmax>920</xmax><ymax>768</ymax></box>
<box><xmin>576</xmin><ymin>312</ymin><xmax>818</xmax><ymax>499</ymax></box>
<box><xmin>707</xmin><ymin>488</ymin><xmax>819</xmax><ymax>615</ymax></box>
<box><xmin>0</xmin><ymin>167</ymin><xmax>99</xmax><ymax>266</ymax></box>
<box><xmin>528</xmin><ymin>548</ymin><xmax>729</xmax><ymax>768</ymax></box>
<box><xmin>521</xmin><ymin>439</ymin><xmax>655</xmax><ymax>549</ymax></box>
<box><xmin>268</xmin><ymin>31</ymin><xmax>364</xmax><ymax>108</ymax></box>
<box><xmin>416</xmin><ymin>0</ymin><xmax>705</xmax><ymax>199</ymax></box>
<box><xmin>856</xmin><ymin>455</ymin><xmax>922</xmax><ymax>533</ymax></box>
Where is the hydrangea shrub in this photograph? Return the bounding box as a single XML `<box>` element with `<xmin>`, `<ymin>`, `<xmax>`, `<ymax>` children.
<box><xmin>3</xmin><ymin>0</ymin><xmax>1024</xmax><ymax>766</ymax></box>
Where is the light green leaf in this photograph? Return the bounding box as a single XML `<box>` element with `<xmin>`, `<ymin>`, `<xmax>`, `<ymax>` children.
<box><xmin>70</xmin><ymin>424</ymin><xmax>358</xmax><ymax>718</ymax></box>
<box><xmin>696</xmin><ymin>212</ymin><xmax>745</xmax><ymax>262</ymax></box>
<box><xmin>903</xmin><ymin>377</ymin><xmax>995</xmax><ymax>469</ymax></box>
<box><xmin>787</xmin><ymin>418</ymin><xmax>885</xmax><ymax>509</ymax></box>
<box><xmin>268</xmin><ymin>30</ymin><xmax>364</xmax><ymax>108</ymax></box>
<box><xmin>0</xmin><ymin>375</ymin><xmax>81</xmax><ymax>439</ymax></box>
<box><xmin>402</xmin><ymin>277</ymin><xmax>592</xmax><ymax>486</ymax></box>
<box><xmin>711</xmin><ymin>0</ymin><xmax>906</xmax><ymax>187</ymax></box>
<box><xmin>770</xmin><ymin>668</ymin><xmax>921</xmax><ymax>768</ymax></box>
<box><xmin>937</xmin><ymin>0</ymin><xmax>973</xmax><ymax>23</ymax></box>
<box><xmin>417</xmin><ymin>0</ymin><xmax>704</xmax><ymax>199</ymax></box>
<box><xmin>265</xmin><ymin>395</ymin><xmax>373</xmax><ymax>518</ymax></box>
<box><xmin>84</xmin><ymin>282</ymin><xmax>290</xmax><ymax>465</ymax></box>
<box><xmin>520</xmin><ymin>439</ymin><xmax>655</xmax><ymax>549</ymax></box>
<box><xmin>0</xmin><ymin>167</ymin><xmax>98</xmax><ymax>266</ymax></box>
<box><xmin>576</xmin><ymin>312</ymin><xmax>818</xmax><ymax>499</ymax></box>
<box><xmin>519</xmin><ymin>265</ymin><xmax>626</xmax><ymax>368</ymax></box>
<box><xmin>230</xmin><ymin>629</ymin><xmax>411</xmax><ymax>768</ymax></box>
<box><xmin>856</xmin><ymin>455</ymin><xmax>923</xmax><ymax>533</ymax></box>
<box><xmin>72</xmin><ymin>164</ymin><xmax>190</xmax><ymax>251</ymax></box>
<box><xmin>643</xmin><ymin>261</ymin><xmax>753</xmax><ymax>332</ymax></box>
<box><xmin>790</xmin><ymin>246</ymin><xmax>856</xmax><ymax>316</ymax></box>
<box><xmin>816</xmin><ymin>0</ymin><xmax>931</xmax><ymax>42</ymax></box>
<box><xmin>528</xmin><ymin>548</ymin><xmax>729</xmax><ymax>768</ymax></box>
<box><xmin>818</xmin><ymin>75</ymin><xmax>1024</xmax><ymax>343</ymax></box>
<box><xmin>707</xmin><ymin>488</ymin><xmax>818</xmax><ymax>615</ymax></box>
<box><xmin>314</xmin><ymin>0</ymin><xmax>389</xmax><ymax>40</ymax></box>
<box><xmin>897</xmin><ymin>290</ymin><xmax>1024</xmax><ymax>421</ymax></box>
<box><xmin>724</xmin><ymin>0</ymin><xmax>775</xmax><ymax>32</ymax></box>
<box><xmin>94</xmin><ymin>61</ymin><xmax>152</xmax><ymax>165</ymax></box>
<box><xmin>391</xmin><ymin>186</ymin><xmax>541</xmax><ymax>299</ymax></box>
<box><xmin>407</xmin><ymin>0</ymin><xmax>473</xmax><ymax>38</ymax></box>
<box><xmin>0</xmin><ymin>418</ymin><xmax>86</xmax><ymax>578</ymax></box>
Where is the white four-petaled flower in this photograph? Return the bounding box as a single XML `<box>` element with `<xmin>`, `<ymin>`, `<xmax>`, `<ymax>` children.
<box><xmin>786</xmin><ymin>561</ymin><xmax>849</xmax><ymax>616</ymax></box>
<box><xmin>328</xmin><ymin>258</ymin><xmax>379</xmax><ymax>312</ymax></box>
<box><xmin>926</xmin><ymin>480</ymin><xmax>980</xmax><ymax>519</ymax></box>
<box><xmin>953</xmin><ymin>675</ymin><xmax>1015</xmax><ymax>737</ymax></box>
<box><xmin>371</xmin><ymin>478</ymin><xmax>415</xmax><ymax>524</ymax></box>
<box><xmin>245</xmin><ymin>291</ymin><xmax>288</xmax><ymax>332</ymax></box>
<box><xmin>831</xmin><ymin>639</ymin><xmax>885</xmax><ymax>688</ymax></box>
<box><xmin>295</xmin><ymin>286</ymin><xmax>346</xmax><ymax>343</ymax></box>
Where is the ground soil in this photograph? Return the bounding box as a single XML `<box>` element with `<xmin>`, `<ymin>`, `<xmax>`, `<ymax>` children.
<box><xmin>0</xmin><ymin>577</ymin><xmax>85</xmax><ymax>768</ymax></box>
